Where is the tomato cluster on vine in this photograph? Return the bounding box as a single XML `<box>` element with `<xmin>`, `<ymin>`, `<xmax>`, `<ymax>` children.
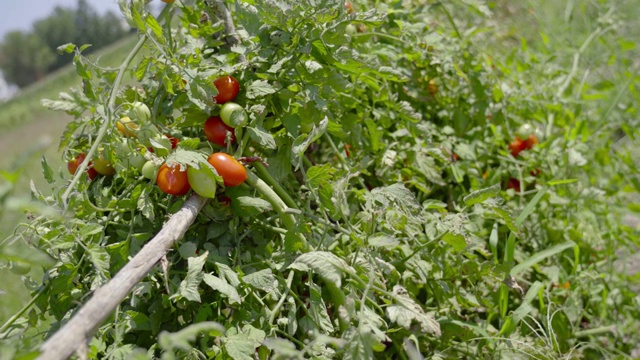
<box><xmin>67</xmin><ymin>75</ymin><xmax>249</xmax><ymax>200</ymax></box>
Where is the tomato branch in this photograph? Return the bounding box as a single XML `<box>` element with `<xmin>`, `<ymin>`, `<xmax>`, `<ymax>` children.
<box><xmin>37</xmin><ymin>194</ymin><xmax>208</xmax><ymax>360</ymax></box>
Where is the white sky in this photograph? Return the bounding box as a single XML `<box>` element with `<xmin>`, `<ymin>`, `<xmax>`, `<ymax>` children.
<box><xmin>0</xmin><ymin>0</ymin><xmax>123</xmax><ymax>38</ymax></box>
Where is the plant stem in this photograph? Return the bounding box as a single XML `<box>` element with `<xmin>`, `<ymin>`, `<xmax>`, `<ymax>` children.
<box><xmin>268</xmin><ymin>271</ymin><xmax>294</xmax><ymax>325</ymax></box>
<box><xmin>0</xmin><ymin>284</ymin><xmax>48</xmax><ymax>337</ymax></box>
<box><xmin>253</xmin><ymin>162</ymin><xmax>298</xmax><ymax>209</ymax></box>
<box><xmin>245</xmin><ymin>171</ymin><xmax>308</xmax><ymax>251</ymax></box>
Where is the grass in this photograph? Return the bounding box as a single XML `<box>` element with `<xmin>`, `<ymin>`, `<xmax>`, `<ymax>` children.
<box><xmin>0</xmin><ymin>35</ymin><xmax>142</xmax><ymax>324</ymax></box>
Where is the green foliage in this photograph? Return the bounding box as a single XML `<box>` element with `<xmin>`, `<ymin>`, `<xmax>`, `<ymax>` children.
<box><xmin>2</xmin><ymin>0</ymin><xmax>640</xmax><ymax>359</ymax></box>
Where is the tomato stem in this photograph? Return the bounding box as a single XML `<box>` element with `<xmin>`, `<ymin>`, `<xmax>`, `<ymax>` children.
<box><xmin>245</xmin><ymin>171</ymin><xmax>308</xmax><ymax>251</ymax></box>
<box><xmin>252</xmin><ymin>162</ymin><xmax>297</xmax><ymax>209</ymax></box>
<box><xmin>0</xmin><ymin>282</ymin><xmax>48</xmax><ymax>334</ymax></box>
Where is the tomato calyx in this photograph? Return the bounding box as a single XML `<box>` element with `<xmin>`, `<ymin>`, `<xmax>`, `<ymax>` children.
<box><xmin>237</xmin><ymin>156</ymin><xmax>268</xmax><ymax>166</ymax></box>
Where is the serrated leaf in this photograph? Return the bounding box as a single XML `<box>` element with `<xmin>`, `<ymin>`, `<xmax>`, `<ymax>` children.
<box><xmin>158</xmin><ymin>322</ymin><xmax>225</xmax><ymax>351</ymax></box>
<box><xmin>178</xmin><ymin>252</ymin><xmax>208</xmax><ymax>302</ymax></box>
<box><xmin>288</xmin><ymin>251</ymin><xmax>355</xmax><ymax>287</ymax></box>
<box><xmin>145</xmin><ymin>14</ymin><xmax>164</xmax><ymax>44</ymax></box>
<box><xmin>368</xmin><ymin>234</ymin><xmax>399</xmax><ymax>249</ymax></box>
<box><xmin>242</xmin><ymin>269</ymin><xmax>277</xmax><ymax>293</ymax></box>
<box><xmin>216</xmin><ymin>263</ymin><xmax>240</xmax><ymax>287</ymax></box>
<box><xmin>387</xmin><ymin>285</ymin><xmax>441</xmax><ymax>336</ymax></box>
<box><xmin>246</xmin><ymin>80</ymin><xmax>277</xmax><ymax>99</ymax></box>
<box><xmin>442</xmin><ymin>232</ymin><xmax>467</xmax><ymax>253</ymax></box>
<box><xmin>464</xmin><ymin>184</ymin><xmax>501</xmax><ymax>206</ymax></box>
<box><xmin>309</xmin><ymin>282</ymin><xmax>334</xmax><ymax>333</ymax></box>
<box><xmin>306</xmin><ymin>164</ymin><xmax>336</xmax><ymax>188</ymax></box>
<box><xmin>291</xmin><ymin>117</ymin><xmax>328</xmax><ymax>157</ymax></box>
<box><xmin>247</xmin><ymin>127</ymin><xmax>277</xmax><ymax>150</ymax></box>
<box><xmin>203</xmin><ymin>273</ymin><xmax>242</xmax><ymax>304</ymax></box>
<box><xmin>87</xmin><ymin>244</ymin><xmax>110</xmax><ymax>280</ymax></box>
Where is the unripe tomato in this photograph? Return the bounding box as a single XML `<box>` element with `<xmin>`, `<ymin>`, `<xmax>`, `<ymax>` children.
<box><xmin>207</xmin><ymin>152</ymin><xmax>247</xmax><ymax>187</ymax></box>
<box><xmin>93</xmin><ymin>158</ymin><xmax>116</xmax><ymax>176</ymax></box>
<box><xmin>219</xmin><ymin>102</ymin><xmax>248</xmax><ymax>128</ymax></box>
<box><xmin>187</xmin><ymin>165</ymin><xmax>218</xmax><ymax>198</ymax></box>
<box><xmin>157</xmin><ymin>163</ymin><xmax>190</xmax><ymax>196</ymax></box>
<box><xmin>9</xmin><ymin>261</ymin><xmax>31</xmax><ymax>275</ymax></box>
<box><xmin>142</xmin><ymin>161</ymin><xmax>158</xmax><ymax>180</ymax></box>
<box><xmin>516</xmin><ymin>123</ymin><xmax>534</xmax><ymax>138</ymax></box>
<box><xmin>116</xmin><ymin>116</ymin><xmax>140</xmax><ymax>138</ymax></box>
<box><xmin>213</xmin><ymin>76</ymin><xmax>240</xmax><ymax>104</ymax></box>
<box><xmin>346</xmin><ymin>24</ymin><xmax>357</xmax><ymax>36</ymax></box>
<box><xmin>131</xmin><ymin>102</ymin><xmax>151</xmax><ymax>122</ymax></box>
<box><xmin>204</xmin><ymin>116</ymin><xmax>235</xmax><ymax>147</ymax></box>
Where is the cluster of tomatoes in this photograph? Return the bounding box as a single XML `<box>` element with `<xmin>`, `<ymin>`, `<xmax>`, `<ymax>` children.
<box><xmin>505</xmin><ymin>124</ymin><xmax>541</xmax><ymax>192</ymax></box>
<box><xmin>67</xmin><ymin>75</ymin><xmax>249</xmax><ymax>200</ymax></box>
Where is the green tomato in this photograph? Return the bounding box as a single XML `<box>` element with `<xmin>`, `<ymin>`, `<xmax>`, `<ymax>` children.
<box><xmin>131</xmin><ymin>101</ymin><xmax>151</xmax><ymax>122</ymax></box>
<box><xmin>346</xmin><ymin>24</ymin><xmax>357</xmax><ymax>36</ymax></box>
<box><xmin>220</xmin><ymin>102</ymin><xmax>248</xmax><ymax>128</ymax></box>
<box><xmin>187</xmin><ymin>165</ymin><xmax>218</xmax><ymax>198</ymax></box>
<box><xmin>129</xmin><ymin>152</ymin><xmax>146</xmax><ymax>171</ymax></box>
<box><xmin>10</xmin><ymin>261</ymin><xmax>31</xmax><ymax>275</ymax></box>
<box><xmin>142</xmin><ymin>161</ymin><xmax>158</xmax><ymax>181</ymax></box>
<box><xmin>516</xmin><ymin>123</ymin><xmax>534</xmax><ymax>138</ymax></box>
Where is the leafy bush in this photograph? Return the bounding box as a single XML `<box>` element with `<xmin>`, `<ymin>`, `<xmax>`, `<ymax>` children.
<box><xmin>1</xmin><ymin>0</ymin><xmax>639</xmax><ymax>359</ymax></box>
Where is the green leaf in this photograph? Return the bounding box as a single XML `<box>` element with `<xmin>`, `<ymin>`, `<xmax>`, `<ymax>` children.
<box><xmin>242</xmin><ymin>269</ymin><xmax>277</xmax><ymax>293</ymax></box>
<box><xmin>178</xmin><ymin>251</ymin><xmax>208</xmax><ymax>302</ymax></box>
<box><xmin>145</xmin><ymin>14</ymin><xmax>164</xmax><ymax>44</ymax></box>
<box><xmin>291</xmin><ymin>117</ymin><xmax>328</xmax><ymax>157</ymax></box>
<box><xmin>289</xmin><ymin>251</ymin><xmax>355</xmax><ymax>287</ymax></box>
<box><xmin>203</xmin><ymin>273</ymin><xmax>242</xmax><ymax>304</ymax></box>
<box><xmin>387</xmin><ymin>285</ymin><xmax>441</xmax><ymax>336</ymax></box>
<box><xmin>87</xmin><ymin>244</ymin><xmax>110</xmax><ymax>280</ymax></box>
<box><xmin>368</xmin><ymin>234</ymin><xmax>400</xmax><ymax>249</ymax></box>
<box><xmin>246</xmin><ymin>80</ymin><xmax>277</xmax><ymax>99</ymax></box>
<box><xmin>158</xmin><ymin>322</ymin><xmax>225</xmax><ymax>351</ymax></box>
<box><xmin>247</xmin><ymin>127</ymin><xmax>277</xmax><ymax>150</ymax></box>
<box><xmin>442</xmin><ymin>232</ymin><xmax>467</xmax><ymax>253</ymax></box>
<box><xmin>463</xmin><ymin>184</ymin><xmax>501</xmax><ymax>207</ymax></box>
<box><xmin>511</xmin><ymin>241</ymin><xmax>576</xmax><ymax>276</ymax></box>
<box><xmin>306</xmin><ymin>163</ymin><xmax>336</xmax><ymax>188</ymax></box>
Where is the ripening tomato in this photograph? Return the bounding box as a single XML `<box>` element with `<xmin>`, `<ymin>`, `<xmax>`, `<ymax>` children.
<box><xmin>116</xmin><ymin>116</ymin><xmax>140</xmax><ymax>138</ymax></box>
<box><xmin>345</xmin><ymin>2</ymin><xmax>354</xmax><ymax>13</ymax></box>
<box><xmin>204</xmin><ymin>116</ymin><xmax>236</xmax><ymax>147</ymax></box>
<box><xmin>68</xmin><ymin>153</ymin><xmax>87</xmax><ymax>175</ymax></box>
<box><xmin>523</xmin><ymin>134</ymin><xmax>538</xmax><ymax>150</ymax></box>
<box><xmin>213</xmin><ymin>75</ymin><xmax>240</xmax><ymax>104</ymax></box>
<box><xmin>208</xmin><ymin>152</ymin><xmax>247</xmax><ymax>187</ymax></box>
<box><xmin>93</xmin><ymin>158</ymin><xmax>116</xmax><ymax>176</ymax></box>
<box><xmin>157</xmin><ymin>163</ymin><xmax>190</xmax><ymax>196</ymax></box>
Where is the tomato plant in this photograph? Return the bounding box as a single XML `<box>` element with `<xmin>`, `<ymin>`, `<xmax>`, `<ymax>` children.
<box><xmin>141</xmin><ymin>161</ymin><xmax>158</xmax><ymax>180</ymax></box>
<box><xmin>207</xmin><ymin>152</ymin><xmax>247</xmax><ymax>187</ymax></box>
<box><xmin>212</xmin><ymin>75</ymin><xmax>240</xmax><ymax>105</ymax></box>
<box><xmin>204</xmin><ymin>116</ymin><xmax>236</xmax><ymax>147</ymax></box>
<box><xmin>156</xmin><ymin>163</ymin><xmax>190</xmax><ymax>196</ymax></box>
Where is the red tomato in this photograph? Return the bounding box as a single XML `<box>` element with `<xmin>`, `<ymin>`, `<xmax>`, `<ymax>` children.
<box><xmin>507</xmin><ymin>178</ymin><xmax>521</xmax><ymax>192</ymax></box>
<box><xmin>213</xmin><ymin>76</ymin><xmax>240</xmax><ymax>104</ymax></box>
<box><xmin>207</xmin><ymin>152</ymin><xmax>247</xmax><ymax>187</ymax></box>
<box><xmin>87</xmin><ymin>167</ymin><xmax>98</xmax><ymax>180</ymax></box>
<box><xmin>157</xmin><ymin>163</ymin><xmax>191</xmax><ymax>196</ymax></box>
<box><xmin>204</xmin><ymin>116</ymin><xmax>236</xmax><ymax>146</ymax></box>
<box><xmin>166</xmin><ymin>134</ymin><xmax>179</xmax><ymax>149</ymax></box>
<box><xmin>522</xmin><ymin>134</ymin><xmax>538</xmax><ymax>150</ymax></box>
<box><xmin>68</xmin><ymin>153</ymin><xmax>87</xmax><ymax>175</ymax></box>
<box><xmin>509</xmin><ymin>137</ymin><xmax>525</xmax><ymax>157</ymax></box>
<box><xmin>345</xmin><ymin>2</ymin><xmax>354</xmax><ymax>13</ymax></box>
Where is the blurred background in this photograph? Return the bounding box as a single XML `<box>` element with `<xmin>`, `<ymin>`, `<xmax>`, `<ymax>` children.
<box><xmin>0</xmin><ymin>0</ymin><xmax>146</xmax><ymax>323</ymax></box>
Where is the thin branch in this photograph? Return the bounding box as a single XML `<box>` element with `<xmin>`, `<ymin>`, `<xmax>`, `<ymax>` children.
<box><xmin>205</xmin><ymin>0</ymin><xmax>247</xmax><ymax>63</ymax></box>
<box><xmin>37</xmin><ymin>194</ymin><xmax>208</xmax><ymax>360</ymax></box>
